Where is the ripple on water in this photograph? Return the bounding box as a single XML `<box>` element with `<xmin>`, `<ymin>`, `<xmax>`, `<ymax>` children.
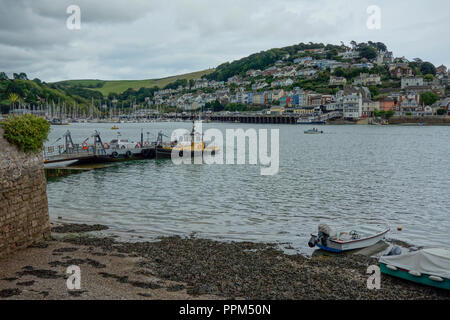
<box><xmin>47</xmin><ymin>123</ymin><xmax>450</xmax><ymax>254</ymax></box>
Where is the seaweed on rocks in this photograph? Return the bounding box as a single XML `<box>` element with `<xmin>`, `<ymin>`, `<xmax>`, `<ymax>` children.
<box><xmin>52</xmin><ymin>224</ymin><xmax>109</xmax><ymax>234</ymax></box>
<box><xmin>0</xmin><ymin>288</ymin><xmax>21</xmax><ymax>298</ymax></box>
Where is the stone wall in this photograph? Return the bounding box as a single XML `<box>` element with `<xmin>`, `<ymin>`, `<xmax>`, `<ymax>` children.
<box><xmin>0</xmin><ymin>127</ymin><xmax>50</xmax><ymax>258</ymax></box>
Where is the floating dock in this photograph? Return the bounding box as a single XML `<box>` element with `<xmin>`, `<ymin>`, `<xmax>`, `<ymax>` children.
<box><xmin>44</xmin><ymin>130</ymin><xmax>156</xmax><ymax>167</ymax></box>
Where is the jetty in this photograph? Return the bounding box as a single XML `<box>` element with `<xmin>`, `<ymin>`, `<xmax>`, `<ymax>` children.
<box><xmin>208</xmin><ymin>111</ymin><xmax>342</xmax><ymax>124</ymax></box>
<box><xmin>43</xmin><ymin>130</ymin><xmax>156</xmax><ymax>166</ymax></box>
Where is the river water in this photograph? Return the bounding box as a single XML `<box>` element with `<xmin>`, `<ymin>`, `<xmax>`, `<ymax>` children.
<box><xmin>46</xmin><ymin>122</ymin><xmax>450</xmax><ymax>254</ymax></box>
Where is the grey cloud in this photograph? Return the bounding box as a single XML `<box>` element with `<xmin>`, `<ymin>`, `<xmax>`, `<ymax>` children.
<box><xmin>0</xmin><ymin>0</ymin><xmax>448</xmax><ymax>82</ymax></box>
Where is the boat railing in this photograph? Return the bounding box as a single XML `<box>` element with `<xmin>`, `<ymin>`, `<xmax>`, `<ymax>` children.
<box><xmin>43</xmin><ymin>144</ymin><xmax>97</xmax><ymax>161</ymax></box>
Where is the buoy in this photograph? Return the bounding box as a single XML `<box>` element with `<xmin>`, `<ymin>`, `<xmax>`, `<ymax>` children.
<box><xmin>386</xmin><ymin>264</ymin><xmax>398</xmax><ymax>271</ymax></box>
<box><xmin>408</xmin><ymin>270</ymin><xmax>421</xmax><ymax>277</ymax></box>
<box><xmin>397</xmin><ymin>226</ymin><xmax>403</xmax><ymax>231</ymax></box>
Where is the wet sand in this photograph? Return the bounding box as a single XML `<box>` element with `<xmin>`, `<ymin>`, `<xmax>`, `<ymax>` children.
<box><xmin>0</xmin><ymin>224</ymin><xmax>449</xmax><ymax>300</ymax></box>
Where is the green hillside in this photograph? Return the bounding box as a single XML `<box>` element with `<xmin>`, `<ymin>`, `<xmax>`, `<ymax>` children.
<box><xmin>0</xmin><ymin>77</ymin><xmax>92</xmax><ymax>114</ymax></box>
<box><xmin>56</xmin><ymin>69</ymin><xmax>214</xmax><ymax>96</ymax></box>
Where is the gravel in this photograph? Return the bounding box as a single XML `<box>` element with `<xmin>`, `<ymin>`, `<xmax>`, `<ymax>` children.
<box><xmin>52</xmin><ymin>224</ymin><xmax>109</xmax><ymax>233</ymax></box>
<box><xmin>62</xmin><ymin>234</ymin><xmax>450</xmax><ymax>300</ymax></box>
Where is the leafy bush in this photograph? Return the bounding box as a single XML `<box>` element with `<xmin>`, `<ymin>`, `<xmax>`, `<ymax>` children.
<box><xmin>437</xmin><ymin>108</ymin><xmax>447</xmax><ymax>116</ymax></box>
<box><xmin>1</xmin><ymin>114</ymin><xmax>50</xmax><ymax>153</ymax></box>
<box><xmin>420</xmin><ymin>91</ymin><xmax>439</xmax><ymax>106</ymax></box>
<box><xmin>374</xmin><ymin>109</ymin><xmax>395</xmax><ymax>119</ymax></box>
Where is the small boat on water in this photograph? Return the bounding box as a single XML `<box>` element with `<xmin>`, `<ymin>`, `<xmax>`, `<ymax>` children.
<box><xmin>304</xmin><ymin>128</ymin><xmax>323</xmax><ymax>134</ymax></box>
<box><xmin>111</xmin><ymin>125</ymin><xmax>119</xmax><ymax>130</ymax></box>
<box><xmin>379</xmin><ymin>248</ymin><xmax>450</xmax><ymax>290</ymax></box>
<box><xmin>308</xmin><ymin>224</ymin><xmax>390</xmax><ymax>253</ymax></box>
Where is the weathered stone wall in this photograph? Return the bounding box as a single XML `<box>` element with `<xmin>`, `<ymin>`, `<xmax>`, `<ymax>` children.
<box><xmin>0</xmin><ymin>127</ymin><xmax>50</xmax><ymax>258</ymax></box>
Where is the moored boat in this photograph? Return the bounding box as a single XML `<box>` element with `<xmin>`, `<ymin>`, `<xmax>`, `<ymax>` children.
<box><xmin>379</xmin><ymin>248</ymin><xmax>450</xmax><ymax>290</ymax></box>
<box><xmin>308</xmin><ymin>224</ymin><xmax>390</xmax><ymax>253</ymax></box>
<box><xmin>304</xmin><ymin>128</ymin><xmax>323</xmax><ymax>134</ymax></box>
<box><xmin>155</xmin><ymin>121</ymin><xmax>219</xmax><ymax>159</ymax></box>
<box><xmin>297</xmin><ymin>116</ymin><xmax>326</xmax><ymax>125</ymax></box>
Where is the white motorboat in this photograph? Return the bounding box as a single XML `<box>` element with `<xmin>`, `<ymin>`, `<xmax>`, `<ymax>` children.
<box><xmin>308</xmin><ymin>224</ymin><xmax>390</xmax><ymax>253</ymax></box>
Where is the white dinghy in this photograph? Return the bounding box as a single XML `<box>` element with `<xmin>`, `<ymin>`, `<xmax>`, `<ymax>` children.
<box><xmin>308</xmin><ymin>224</ymin><xmax>390</xmax><ymax>253</ymax></box>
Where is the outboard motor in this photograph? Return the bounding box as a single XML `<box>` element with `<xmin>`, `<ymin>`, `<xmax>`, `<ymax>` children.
<box><xmin>308</xmin><ymin>236</ymin><xmax>316</xmax><ymax>248</ymax></box>
<box><xmin>318</xmin><ymin>232</ymin><xmax>329</xmax><ymax>246</ymax></box>
<box><xmin>317</xmin><ymin>224</ymin><xmax>332</xmax><ymax>247</ymax></box>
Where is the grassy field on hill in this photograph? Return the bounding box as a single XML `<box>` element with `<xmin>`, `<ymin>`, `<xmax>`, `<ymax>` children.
<box><xmin>55</xmin><ymin>69</ymin><xmax>214</xmax><ymax>96</ymax></box>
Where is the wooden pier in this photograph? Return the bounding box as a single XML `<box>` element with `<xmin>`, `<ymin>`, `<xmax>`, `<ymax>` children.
<box><xmin>207</xmin><ymin>111</ymin><xmax>342</xmax><ymax>124</ymax></box>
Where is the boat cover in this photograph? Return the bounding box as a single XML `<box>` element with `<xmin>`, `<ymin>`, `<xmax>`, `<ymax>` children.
<box><xmin>380</xmin><ymin>248</ymin><xmax>450</xmax><ymax>279</ymax></box>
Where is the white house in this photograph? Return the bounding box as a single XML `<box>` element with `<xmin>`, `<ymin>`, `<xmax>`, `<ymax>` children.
<box><xmin>329</xmin><ymin>76</ymin><xmax>347</xmax><ymax>86</ymax></box>
<box><xmin>353</xmin><ymin>73</ymin><xmax>382</xmax><ymax>86</ymax></box>
<box><xmin>338</xmin><ymin>50</ymin><xmax>360</xmax><ymax>60</ymax></box>
<box><xmin>375</xmin><ymin>51</ymin><xmax>393</xmax><ymax>65</ymax></box>
<box><xmin>401</xmin><ymin>77</ymin><xmax>424</xmax><ymax>89</ymax></box>
<box><xmin>298</xmin><ymin>69</ymin><xmax>318</xmax><ymax>77</ymax></box>
<box><xmin>342</xmin><ymin>93</ymin><xmax>363</xmax><ymax>119</ymax></box>
<box><xmin>294</xmin><ymin>57</ymin><xmax>313</xmax><ymax>65</ymax></box>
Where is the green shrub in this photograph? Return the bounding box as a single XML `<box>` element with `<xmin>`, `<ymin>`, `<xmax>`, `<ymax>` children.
<box><xmin>437</xmin><ymin>108</ymin><xmax>447</xmax><ymax>116</ymax></box>
<box><xmin>1</xmin><ymin>114</ymin><xmax>50</xmax><ymax>153</ymax></box>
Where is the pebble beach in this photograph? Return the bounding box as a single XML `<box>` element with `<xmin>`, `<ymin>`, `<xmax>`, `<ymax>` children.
<box><xmin>0</xmin><ymin>223</ymin><xmax>449</xmax><ymax>300</ymax></box>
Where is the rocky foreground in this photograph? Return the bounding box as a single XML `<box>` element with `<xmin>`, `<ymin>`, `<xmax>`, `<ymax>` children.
<box><xmin>0</xmin><ymin>224</ymin><xmax>449</xmax><ymax>300</ymax></box>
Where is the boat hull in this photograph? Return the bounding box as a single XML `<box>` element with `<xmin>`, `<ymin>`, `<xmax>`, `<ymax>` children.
<box><xmin>297</xmin><ymin>121</ymin><xmax>326</xmax><ymax>125</ymax></box>
<box><xmin>156</xmin><ymin>147</ymin><xmax>216</xmax><ymax>159</ymax></box>
<box><xmin>44</xmin><ymin>160</ymin><xmax>78</xmax><ymax>168</ymax></box>
<box><xmin>380</xmin><ymin>263</ymin><xmax>450</xmax><ymax>290</ymax></box>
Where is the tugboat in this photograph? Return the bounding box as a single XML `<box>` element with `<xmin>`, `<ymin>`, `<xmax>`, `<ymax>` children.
<box><xmin>155</xmin><ymin>120</ymin><xmax>219</xmax><ymax>159</ymax></box>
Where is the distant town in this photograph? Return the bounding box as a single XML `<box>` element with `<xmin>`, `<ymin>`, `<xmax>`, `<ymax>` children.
<box><xmin>1</xmin><ymin>41</ymin><xmax>449</xmax><ymax>123</ymax></box>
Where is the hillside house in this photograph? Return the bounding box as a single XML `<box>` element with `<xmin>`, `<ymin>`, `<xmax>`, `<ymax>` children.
<box><xmin>342</xmin><ymin>93</ymin><xmax>363</xmax><ymax>119</ymax></box>
<box><xmin>338</xmin><ymin>50</ymin><xmax>360</xmax><ymax>60</ymax></box>
<box><xmin>375</xmin><ymin>51</ymin><xmax>393</xmax><ymax>65</ymax></box>
<box><xmin>294</xmin><ymin>57</ymin><xmax>313</xmax><ymax>65</ymax></box>
<box><xmin>353</xmin><ymin>73</ymin><xmax>381</xmax><ymax>86</ymax></box>
<box><xmin>389</xmin><ymin>64</ymin><xmax>413</xmax><ymax>79</ymax></box>
<box><xmin>401</xmin><ymin>77</ymin><xmax>424</xmax><ymax>89</ymax></box>
<box><xmin>329</xmin><ymin>76</ymin><xmax>347</xmax><ymax>86</ymax></box>
<box><xmin>298</xmin><ymin>69</ymin><xmax>318</xmax><ymax>77</ymax></box>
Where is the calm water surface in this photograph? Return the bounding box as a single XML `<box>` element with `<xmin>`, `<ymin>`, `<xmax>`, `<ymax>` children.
<box><xmin>46</xmin><ymin>122</ymin><xmax>450</xmax><ymax>254</ymax></box>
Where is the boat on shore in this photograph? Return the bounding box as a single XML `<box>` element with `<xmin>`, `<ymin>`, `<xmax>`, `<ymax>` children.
<box><xmin>308</xmin><ymin>224</ymin><xmax>390</xmax><ymax>253</ymax></box>
<box><xmin>379</xmin><ymin>248</ymin><xmax>450</xmax><ymax>290</ymax></box>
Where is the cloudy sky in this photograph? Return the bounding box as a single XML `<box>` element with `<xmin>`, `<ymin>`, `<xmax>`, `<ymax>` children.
<box><xmin>0</xmin><ymin>0</ymin><xmax>448</xmax><ymax>82</ymax></box>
